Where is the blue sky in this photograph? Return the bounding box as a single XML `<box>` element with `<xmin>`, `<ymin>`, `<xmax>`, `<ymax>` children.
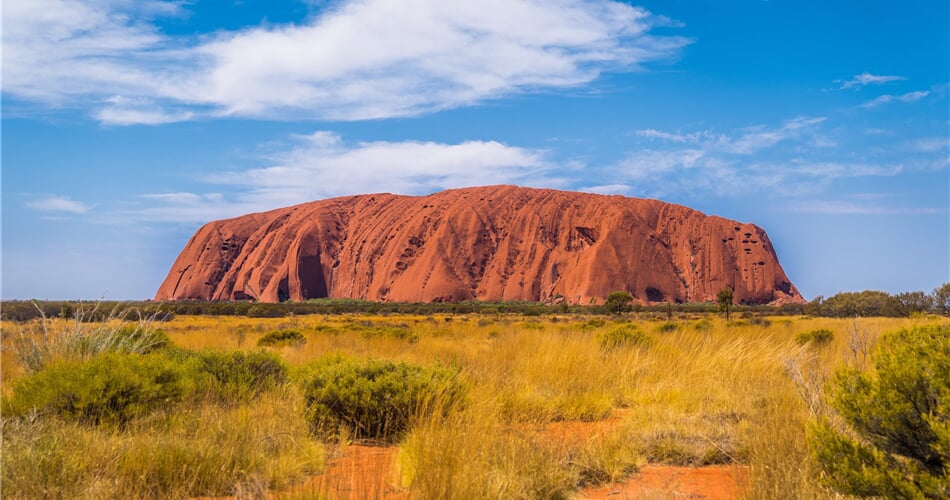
<box><xmin>2</xmin><ymin>0</ymin><xmax>947</xmax><ymax>301</ymax></box>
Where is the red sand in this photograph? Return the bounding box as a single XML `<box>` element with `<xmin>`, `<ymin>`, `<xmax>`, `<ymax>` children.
<box><xmin>197</xmin><ymin>411</ymin><xmax>748</xmax><ymax>499</ymax></box>
<box><xmin>283</xmin><ymin>445</ymin><xmax>747</xmax><ymax>500</ymax></box>
<box><xmin>580</xmin><ymin>464</ymin><xmax>749</xmax><ymax>499</ymax></box>
<box><xmin>283</xmin><ymin>444</ymin><xmax>406</xmax><ymax>499</ymax></box>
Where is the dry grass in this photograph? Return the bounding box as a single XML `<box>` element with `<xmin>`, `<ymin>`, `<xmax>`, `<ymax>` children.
<box><xmin>1</xmin><ymin>387</ymin><xmax>323</xmax><ymax>499</ymax></box>
<box><xmin>3</xmin><ymin>312</ymin><xmax>946</xmax><ymax>499</ymax></box>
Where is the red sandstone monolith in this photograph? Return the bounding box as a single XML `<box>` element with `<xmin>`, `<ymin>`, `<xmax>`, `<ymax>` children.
<box><xmin>155</xmin><ymin>185</ymin><xmax>804</xmax><ymax>305</ymax></box>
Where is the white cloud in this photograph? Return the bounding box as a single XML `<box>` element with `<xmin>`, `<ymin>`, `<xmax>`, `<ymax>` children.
<box><xmin>861</xmin><ymin>90</ymin><xmax>930</xmax><ymax>108</ymax></box>
<box><xmin>3</xmin><ymin>0</ymin><xmax>690</xmax><ymax>124</ymax></box>
<box><xmin>837</xmin><ymin>72</ymin><xmax>905</xmax><ymax>90</ymax></box>
<box><xmin>131</xmin><ymin>132</ymin><xmax>559</xmax><ymax>222</ymax></box>
<box><xmin>26</xmin><ymin>195</ymin><xmax>92</xmax><ymax>214</ymax></box>
<box><xmin>2</xmin><ymin>0</ymin><xmax>186</xmax><ymax>103</ymax></box>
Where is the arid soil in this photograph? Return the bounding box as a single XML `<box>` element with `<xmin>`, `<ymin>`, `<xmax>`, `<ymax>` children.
<box><xmin>289</xmin><ymin>444</ymin><xmax>407</xmax><ymax>499</ymax></box>
<box><xmin>271</xmin><ymin>414</ymin><xmax>748</xmax><ymax>499</ymax></box>
<box><xmin>580</xmin><ymin>465</ymin><xmax>748</xmax><ymax>499</ymax></box>
<box><xmin>290</xmin><ymin>444</ymin><xmax>747</xmax><ymax>499</ymax></box>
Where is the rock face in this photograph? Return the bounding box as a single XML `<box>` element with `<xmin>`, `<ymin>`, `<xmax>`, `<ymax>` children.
<box><xmin>155</xmin><ymin>185</ymin><xmax>804</xmax><ymax>305</ymax></box>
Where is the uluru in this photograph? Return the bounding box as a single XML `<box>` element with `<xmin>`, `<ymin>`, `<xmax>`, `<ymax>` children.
<box><xmin>155</xmin><ymin>185</ymin><xmax>804</xmax><ymax>305</ymax></box>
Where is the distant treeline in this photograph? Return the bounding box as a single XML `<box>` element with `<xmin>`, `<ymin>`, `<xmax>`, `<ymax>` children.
<box><xmin>4</xmin><ymin>283</ymin><xmax>948</xmax><ymax>322</ymax></box>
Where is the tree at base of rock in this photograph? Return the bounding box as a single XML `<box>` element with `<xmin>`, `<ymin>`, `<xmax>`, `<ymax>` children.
<box><xmin>604</xmin><ymin>291</ymin><xmax>633</xmax><ymax>315</ymax></box>
<box><xmin>717</xmin><ymin>288</ymin><xmax>734</xmax><ymax>320</ymax></box>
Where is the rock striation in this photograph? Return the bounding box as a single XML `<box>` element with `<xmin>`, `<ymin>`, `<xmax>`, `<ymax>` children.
<box><xmin>155</xmin><ymin>185</ymin><xmax>804</xmax><ymax>305</ymax></box>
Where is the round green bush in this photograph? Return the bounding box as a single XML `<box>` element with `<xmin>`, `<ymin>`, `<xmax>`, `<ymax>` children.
<box><xmin>795</xmin><ymin>328</ymin><xmax>834</xmax><ymax>346</ymax></box>
<box><xmin>579</xmin><ymin>318</ymin><xmax>608</xmax><ymax>330</ymax></box>
<box><xmin>257</xmin><ymin>329</ymin><xmax>307</xmax><ymax>347</ymax></box>
<box><xmin>655</xmin><ymin>322</ymin><xmax>679</xmax><ymax>333</ymax></box>
<box><xmin>5</xmin><ymin>353</ymin><xmax>186</xmax><ymax>426</ymax></box>
<box><xmin>163</xmin><ymin>349</ymin><xmax>288</xmax><ymax>401</ymax></box>
<box><xmin>295</xmin><ymin>354</ymin><xmax>466</xmax><ymax>441</ymax></box>
<box><xmin>693</xmin><ymin>319</ymin><xmax>713</xmax><ymax>331</ymax></box>
<box><xmin>597</xmin><ymin>325</ymin><xmax>652</xmax><ymax>350</ymax></box>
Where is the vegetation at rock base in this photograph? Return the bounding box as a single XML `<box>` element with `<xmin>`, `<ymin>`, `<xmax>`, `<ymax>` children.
<box><xmin>604</xmin><ymin>291</ymin><xmax>634</xmax><ymax>315</ymax></box>
<box><xmin>5</xmin><ymin>282</ymin><xmax>950</xmax><ymax>321</ymax></box>
<box><xmin>717</xmin><ymin>287</ymin><xmax>734</xmax><ymax>320</ymax></box>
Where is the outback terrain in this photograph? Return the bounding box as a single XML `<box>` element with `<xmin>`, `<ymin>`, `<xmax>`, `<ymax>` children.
<box><xmin>3</xmin><ymin>307</ymin><xmax>946</xmax><ymax>499</ymax></box>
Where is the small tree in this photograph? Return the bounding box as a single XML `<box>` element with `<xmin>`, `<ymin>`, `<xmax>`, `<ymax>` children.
<box><xmin>604</xmin><ymin>291</ymin><xmax>634</xmax><ymax>316</ymax></box>
<box><xmin>933</xmin><ymin>283</ymin><xmax>950</xmax><ymax>315</ymax></box>
<box><xmin>59</xmin><ymin>302</ymin><xmax>74</xmax><ymax>319</ymax></box>
<box><xmin>896</xmin><ymin>291</ymin><xmax>934</xmax><ymax>316</ymax></box>
<box><xmin>716</xmin><ymin>287</ymin><xmax>734</xmax><ymax>320</ymax></box>
<box><xmin>808</xmin><ymin>324</ymin><xmax>949</xmax><ymax>498</ymax></box>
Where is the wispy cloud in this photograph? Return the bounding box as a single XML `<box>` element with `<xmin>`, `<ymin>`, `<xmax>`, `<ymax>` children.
<box><xmin>904</xmin><ymin>137</ymin><xmax>950</xmax><ymax>153</ymax></box>
<box><xmin>635</xmin><ymin>116</ymin><xmax>825</xmax><ymax>155</ymax></box>
<box><xmin>580</xmin><ymin>184</ymin><xmax>632</xmax><ymax>195</ymax></box>
<box><xmin>4</xmin><ymin>0</ymin><xmax>690</xmax><ymax>124</ymax></box>
<box><xmin>861</xmin><ymin>90</ymin><xmax>930</xmax><ymax>108</ymax></box>
<box><xmin>837</xmin><ymin>72</ymin><xmax>905</xmax><ymax>90</ymax></box>
<box><xmin>26</xmin><ymin>195</ymin><xmax>92</xmax><ymax>214</ymax></box>
<box><xmin>795</xmin><ymin>200</ymin><xmax>946</xmax><ymax>215</ymax></box>
<box><xmin>94</xmin><ymin>96</ymin><xmax>196</xmax><ymax>125</ymax></box>
<box><xmin>635</xmin><ymin>129</ymin><xmax>707</xmax><ymax>144</ymax></box>
<box><xmin>127</xmin><ymin>132</ymin><xmax>559</xmax><ymax>223</ymax></box>
<box><xmin>606</xmin><ymin>116</ymin><xmax>910</xmax><ymax>198</ymax></box>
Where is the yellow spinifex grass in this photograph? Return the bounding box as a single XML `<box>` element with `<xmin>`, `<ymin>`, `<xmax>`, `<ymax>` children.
<box><xmin>3</xmin><ymin>311</ymin><xmax>947</xmax><ymax>499</ymax></box>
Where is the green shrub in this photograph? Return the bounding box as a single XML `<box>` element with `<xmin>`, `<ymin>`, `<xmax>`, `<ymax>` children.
<box><xmin>655</xmin><ymin>322</ymin><xmax>679</xmax><ymax>333</ymax></box>
<box><xmin>597</xmin><ymin>325</ymin><xmax>652</xmax><ymax>350</ymax></box>
<box><xmin>4</xmin><ymin>353</ymin><xmax>186</xmax><ymax>426</ymax></box>
<box><xmin>166</xmin><ymin>349</ymin><xmax>288</xmax><ymax>402</ymax></box>
<box><xmin>749</xmin><ymin>317</ymin><xmax>772</xmax><ymax>327</ymax></box>
<box><xmin>795</xmin><ymin>328</ymin><xmax>834</xmax><ymax>346</ymax></box>
<box><xmin>295</xmin><ymin>354</ymin><xmax>466</xmax><ymax>441</ymax></box>
<box><xmin>579</xmin><ymin>318</ymin><xmax>607</xmax><ymax>330</ymax></box>
<box><xmin>257</xmin><ymin>329</ymin><xmax>306</xmax><ymax>347</ymax></box>
<box><xmin>808</xmin><ymin>324</ymin><xmax>950</xmax><ymax>498</ymax></box>
<box><xmin>694</xmin><ymin>318</ymin><xmax>713</xmax><ymax>331</ymax></box>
